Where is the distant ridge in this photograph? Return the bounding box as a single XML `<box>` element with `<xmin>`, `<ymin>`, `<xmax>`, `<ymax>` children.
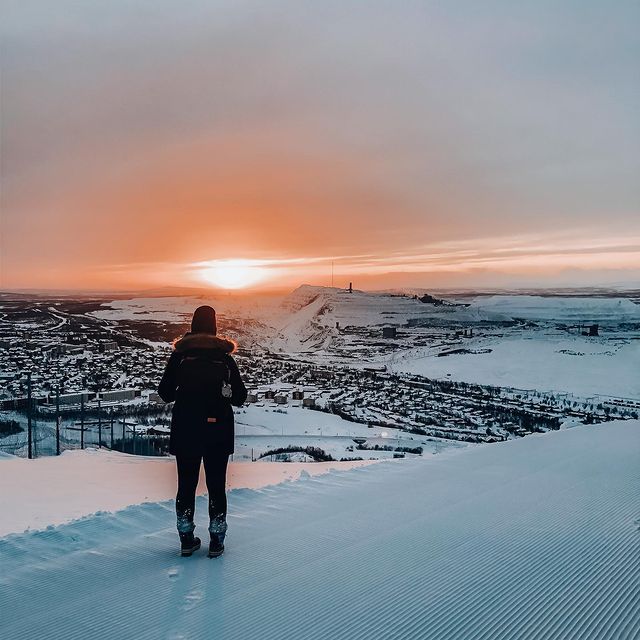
<box><xmin>375</xmin><ymin>286</ymin><xmax>640</xmax><ymax>299</ymax></box>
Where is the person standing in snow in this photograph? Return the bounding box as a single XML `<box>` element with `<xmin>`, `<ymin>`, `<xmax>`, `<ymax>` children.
<box><xmin>158</xmin><ymin>305</ymin><xmax>247</xmax><ymax>557</ymax></box>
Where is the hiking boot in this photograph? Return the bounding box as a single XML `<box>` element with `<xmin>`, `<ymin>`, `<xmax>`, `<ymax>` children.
<box><xmin>208</xmin><ymin>515</ymin><xmax>227</xmax><ymax>558</ymax></box>
<box><xmin>180</xmin><ymin>532</ymin><xmax>201</xmax><ymax>557</ymax></box>
<box><xmin>208</xmin><ymin>533</ymin><xmax>224</xmax><ymax>558</ymax></box>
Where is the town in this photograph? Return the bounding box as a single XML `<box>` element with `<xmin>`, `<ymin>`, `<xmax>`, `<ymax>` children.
<box><xmin>1</xmin><ymin>292</ymin><xmax>638</xmax><ymax>460</ymax></box>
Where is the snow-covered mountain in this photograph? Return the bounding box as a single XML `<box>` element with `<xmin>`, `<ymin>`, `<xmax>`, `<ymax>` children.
<box><xmin>276</xmin><ymin>285</ymin><xmax>640</xmax><ymax>330</ymax></box>
<box><xmin>269</xmin><ymin>284</ymin><xmax>494</xmax><ymax>354</ymax></box>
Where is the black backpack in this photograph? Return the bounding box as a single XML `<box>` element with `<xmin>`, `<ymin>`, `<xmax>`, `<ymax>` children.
<box><xmin>176</xmin><ymin>354</ymin><xmax>231</xmax><ymax>402</ymax></box>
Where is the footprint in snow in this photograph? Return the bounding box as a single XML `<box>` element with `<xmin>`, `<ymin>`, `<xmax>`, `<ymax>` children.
<box><xmin>181</xmin><ymin>589</ymin><xmax>203</xmax><ymax>611</ymax></box>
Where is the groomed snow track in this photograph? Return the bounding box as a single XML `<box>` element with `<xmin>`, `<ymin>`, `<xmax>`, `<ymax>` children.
<box><xmin>1</xmin><ymin>421</ymin><xmax>638</xmax><ymax>640</ymax></box>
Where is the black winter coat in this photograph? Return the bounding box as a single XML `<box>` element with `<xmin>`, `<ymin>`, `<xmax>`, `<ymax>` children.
<box><xmin>158</xmin><ymin>333</ymin><xmax>247</xmax><ymax>456</ymax></box>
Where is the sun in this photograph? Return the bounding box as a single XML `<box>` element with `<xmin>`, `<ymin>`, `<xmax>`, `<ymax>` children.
<box><xmin>200</xmin><ymin>259</ymin><xmax>267</xmax><ymax>290</ymax></box>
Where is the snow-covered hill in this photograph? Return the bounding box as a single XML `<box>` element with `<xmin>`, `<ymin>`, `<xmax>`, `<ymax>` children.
<box><xmin>275</xmin><ymin>285</ymin><xmax>640</xmax><ymax>335</ymax></box>
<box><xmin>267</xmin><ymin>286</ymin><xmax>640</xmax><ymax>398</ymax></box>
<box><xmin>1</xmin><ymin>420</ymin><xmax>638</xmax><ymax>639</ymax></box>
<box><xmin>268</xmin><ymin>285</ymin><xmax>488</xmax><ymax>354</ymax></box>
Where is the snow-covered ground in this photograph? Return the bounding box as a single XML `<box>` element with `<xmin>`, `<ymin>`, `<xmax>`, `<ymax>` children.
<box><xmin>2</xmin><ymin>287</ymin><xmax>638</xmax><ymax>638</ymax></box>
<box><xmin>391</xmin><ymin>334</ymin><xmax>640</xmax><ymax>398</ymax></box>
<box><xmin>461</xmin><ymin>294</ymin><xmax>640</xmax><ymax>323</ymax></box>
<box><xmin>1</xmin><ymin>420</ymin><xmax>638</xmax><ymax>639</ymax></box>
<box><xmin>0</xmin><ymin>450</ymin><xmax>374</xmax><ymax>536</ymax></box>
<box><xmin>233</xmin><ymin>405</ymin><xmax>461</xmax><ymax>461</ymax></box>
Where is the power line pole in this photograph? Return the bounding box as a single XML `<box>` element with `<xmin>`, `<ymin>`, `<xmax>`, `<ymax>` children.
<box><xmin>98</xmin><ymin>394</ymin><xmax>102</xmax><ymax>449</ymax></box>
<box><xmin>27</xmin><ymin>373</ymin><xmax>33</xmax><ymax>460</ymax></box>
<box><xmin>80</xmin><ymin>395</ymin><xmax>85</xmax><ymax>450</ymax></box>
<box><xmin>56</xmin><ymin>386</ymin><xmax>61</xmax><ymax>456</ymax></box>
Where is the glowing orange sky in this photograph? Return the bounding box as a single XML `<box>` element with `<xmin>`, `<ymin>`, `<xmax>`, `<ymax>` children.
<box><xmin>1</xmin><ymin>1</ymin><xmax>639</xmax><ymax>291</ymax></box>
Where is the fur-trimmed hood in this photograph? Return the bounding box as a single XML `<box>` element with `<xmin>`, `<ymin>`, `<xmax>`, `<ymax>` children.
<box><xmin>173</xmin><ymin>333</ymin><xmax>236</xmax><ymax>354</ymax></box>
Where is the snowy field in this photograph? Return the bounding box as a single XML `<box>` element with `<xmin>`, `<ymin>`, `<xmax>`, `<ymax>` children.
<box><xmin>1</xmin><ymin>420</ymin><xmax>638</xmax><ymax>640</ymax></box>
<box><xmin>391</xmin><ymin>334</ymin><xmax>640</xmax><ymax>398</ymax></box>
<box><xmin>233</xmin><ymin>405</ymin><xmax>461</xmax><ymax>461</ymax></box>
<box><xmin>455</xmin><ymin>294</ymin><xmax>640</xmax><ymax>323</ymax></box>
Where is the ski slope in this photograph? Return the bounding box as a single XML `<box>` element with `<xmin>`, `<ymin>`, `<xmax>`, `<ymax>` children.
<box><xmin>1</xmin><ymin>420</ymin><xmax>638</xmax><ymax>640</ymax></box>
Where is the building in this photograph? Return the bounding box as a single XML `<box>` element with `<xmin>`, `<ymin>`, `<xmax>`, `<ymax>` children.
<box><xmin>99</xmin><ymin>389</ymin><xmax>139</xmax><ymax>402</ymax></box>
<box><xmin>246</xmin><ymin>393</ymin><xmax>259</xmax><ymax>403</ymax></box>
<box><xmin>292</xmin><ymin>390</ymin><xmax>305</xmax><ymax>400</ymax></box>
<box><xmin>580</xmin><ymin>323</ymin><xmax>599</xmax><ymax>337</ymax></box>
<box><xmin>274</xmin><ymin>395</ymin><xmax>288</xmax><ymax>405</ymax></box>
<box><xmin>0</xmin><ymin>396</ymin><xmax>32</xmax><ymax>410</ymax></box>
<box><xmin>302</xmin><ymin>397</ymin><xmax>316</xmax><ymax>408</ymax></box>
<box><xmin>57</xmin><ymin>391</ymin><xmax>95</xmax><ymax>406</ymax></box>
<box><xmin>146</xmin><ymin>427</ymin><xmax>170</xmax><ymax>436</ymax></box>
<box><xmin>59</xmin><ymin>344</ymin><xmax>84</xmax><ymax>355</ymax></box>
<box><xmin>382</xmin><ymin>327</ymin><xmax>397</xmax><ymax>339</ymax></box>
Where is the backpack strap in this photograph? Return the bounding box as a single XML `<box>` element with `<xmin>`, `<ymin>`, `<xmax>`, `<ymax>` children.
<box><xmin>178</xmin><ymin>353</ymin><xmax>231</xmax><ymax>383</ymax></box>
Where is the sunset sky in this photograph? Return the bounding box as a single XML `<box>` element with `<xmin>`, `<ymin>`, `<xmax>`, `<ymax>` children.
<box><xmin>1</xmin><ymin>1</ymin><xmax>639</xmax><ymax>291</ymax></box>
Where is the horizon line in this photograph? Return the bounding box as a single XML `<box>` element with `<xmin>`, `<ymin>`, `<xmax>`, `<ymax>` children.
<box><xmin>1</xmin><ymin>282</ymin><xmax>639</xmax><ymax>298</ymax></box>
